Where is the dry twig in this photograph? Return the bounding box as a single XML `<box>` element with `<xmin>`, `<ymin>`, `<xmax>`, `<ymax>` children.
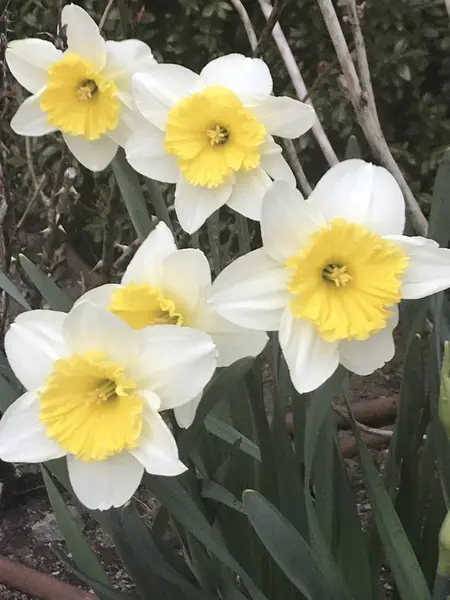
<box><xmin>316</xmin><ymin>0</ymin><xmax>428</xmax><ymax>235</ymax></box>
<box><xmin>99</xmin><ymin>0</ymin><xmax>115</xmax><ymax>30</ymax></box>
<box><xmin>256</xmin><ymin>0</ymin><xmax>339</xmax><ymax>166</ymax></box>
<box><xmin>282</xmin><ymin>139</ymin><xmax>313</xmax><ymax>195</ymax></box>
<box><xmin>228</xmin><ymin>0</ymin><xmax>258</xmax><ymax>50</ymax></box>
<box><xmin>253</xmin><ymin>0</ymin><xmax>287</xmax><ymax>58</ymax></box>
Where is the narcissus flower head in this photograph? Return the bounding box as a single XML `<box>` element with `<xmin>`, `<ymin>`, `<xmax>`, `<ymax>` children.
<box><xmin>7</xmin><ymin>4</ymin><xmax>155</xmax><ymax>171</ymax></box>
<box><xmin>75</xmin><ymin>222</ymin><xmax>268</xmax><ymax>428</ymax></box>
<box><xmin>126</xmin><ymin>54</ymin><xmax>316</xmax><ymax>233</ymax></box>
<box><xmin>210</xmin><ymin>159</ymin><xmax>450</xmax><ymax>393</ymax></box>
<box><xmin>0</xmin><ymin>304</ymin><xmax>217</xmax><ymax>509</ymax></box>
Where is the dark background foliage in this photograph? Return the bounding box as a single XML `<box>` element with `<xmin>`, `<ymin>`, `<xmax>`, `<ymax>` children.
<box><xmin>1</xmin><ymin>0</ymin><xmax>449</xmax><ymax>277</ymax></box>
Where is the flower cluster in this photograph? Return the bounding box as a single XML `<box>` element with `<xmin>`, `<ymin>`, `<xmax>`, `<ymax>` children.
<box><xmin>2</xmin><ymin>4</ymin><xmax>450</xmax><ymax>511</ymax></box>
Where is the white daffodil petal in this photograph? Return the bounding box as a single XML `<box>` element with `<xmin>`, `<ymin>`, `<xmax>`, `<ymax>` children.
<box><xmin>174</xmin><ymin>394</ymin><xmax>202</xmax><ymax>429</ymax></box>
<box><xmin>175</xmin><ymin>176</ymin><xmax>233</xmax><ymax>235</ymax></box>
<box><xmin>200</xmin><ymin>54</ymin><xmax>273</xmax><ymax>96</ymax></box>
<box><xmin>133</xmin><ymin>67</ymin><xmax>203</xmax><ymax>129</ymax></box>
<box><xmin>73</xmin><ymin>283</ymin><xmax>121</xmax><ymax>310</ymax></box>
<box><xmin>106</xmin><ymin>117</ymin><xmax>133</xmax><ymax>148</ymax></box>
<box><xmin>62</xmin><ymin>4</ymin><xmax>106</xmax><ymax>70</ymax></box>
<box><xmin>260</xmin><ymin>141</ymin><xmax>296</xmax><ymax>186</ymax></box>
<box><xmin>279</xmin><ymin>309</ymin><xmax>339</xmax><ymax>393</ymax></box>
<box><xmin>161</xmin><ymin>249</ymin><xmax>211</xmax><ymax>313</ymax></box>
<box><xmin>122</xmin><ymin>222</ymin><xmax>177</xmax><ymax>286</ymax></box>
<box><xmin>132</xmin><ymin>325</ymin><xmax>217</xmax><ymax>410</ymax></box>
<box><xmin>5</xmin><ymin>310</ymin><xmax>68</xmax><ymax>391</ymax></box>
<box><xmin>67</xmin><ymin>452</ymin><xmax>144</xmax><ymax>510</ymax></box>
<box><xmin>11</xmin><ymin>93</ymin><xmax>56</xmax><ymax>136</ymax></box>
<box><xmin>339</xmin><ymin>307</ymin><xmax>398</xmax><ymax>376</ymax></box>
<box><xmin>6</xmin><ymin>39</ymin><xmax>62</xmax><ymax>94</ymax></box>
<box><xmin>210</xmin><ymin>248</ymin><xmax>289</xmax><ymax>331</ymax></box>
<box><xmin>251</xmin><ymin>96</ymin><xmax>316</xmax><ymax>138</ymax></box>
<box><xmin>193</xmin><ymin>304</ymin><xmax>268</xmax><ymax>367</ymax></box>
<box><xmin>62</xmin><ymin>134</ymin><xmax>118</xmax><ymax>172</ymax></box>
<box><xmin>386</xmin><ymin>235</ymin><xmax>450</xmax><ymax>299</ymax></box>
<box><xmin>63</xmin><ymin>304</ymin><xmax>139</xmax><ymax>367</ymax></box>
<box><xmin>132</xmin><ymin>411</ymin><xmax>186</xmax><ymax>475</ymax></box>
<box><xmin>104</xmin><ymin>40</ymin><xmax>156</xmax><ymax>93</ymax></box>
<box><xmin>308</xmin><ymin>159</ymin><xmax>405</xmax><ymax>236</ymax></box>
<box><xmin>227</xmin><ymin>168</ymin><xmax>271</xmax><ymax>221</ymax></box>
<box><xmin>261</xmin><ymin>180</ymin><xmax>325</xmax><ymax>263</ymax></box>
<box><xmin>125</xmin><ymin>127</ymin><xmax>179</xmax><ymax>183</ymax></box>
<box><xmin>0</xmin><ymin>391</ymin><xmax>65</xmax><ymax>463</ymax></box>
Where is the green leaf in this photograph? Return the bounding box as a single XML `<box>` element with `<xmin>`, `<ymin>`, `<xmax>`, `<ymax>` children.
<box><xmin>243</xmin><ymin>490</ymin><xmax>334</xmax><ymax>600</ymax></box>
<box><xmin>204</xmin><ymin>414</ymin><xmax>261</xmax><ymax>462</ymax></box>
<box><xmin>207</xmin><ymin>211</ymin><xmax>221</xmax><ymax>275</ymax></box>
<box><xmin>146</xmin><ymin>475</ymin><xmax>267</xmax><ymax>600</ymax></box>
<box><xmin>41</xmin><ymin>466</ymin><xmax>112</xmax><ymax>600</ymax></box>
<box><xmin>179</xmin><ymin>358</ymin><xmax>254</xmax><ymax>459</ymax></box>
<box><xmin>343</xmin><ymin>397</ymin><xmax>432</xmax><ymax>600</ymax></box>
<box><xmin>0</xmin><ymin>371</ymin><xmax>20</xmax><ymax>412</ymax></box>
<box><xmin>428</xmin><ymin>150</ymin><xmax>450</xmax><ymax>246</ymax></box>
<box><xmin>0</xmin><ymin>270</ymin><xmax>31</xmax><ymax>309</ymax></box>
<box><xmin>144</xmin><ymin>177</ymin><xmax>173</xmax><ymax>231</ymax></box>
<box><xmin>112</xmin><ymin>149</ymin><xmax>154</xmax><ymax>240</ymax></box>
<box><xmin>19</xmin><ymin>254</ymin><xmax>73</xmax><ymax>311</ymax></box>
<box><xmin>201</xmin><ymin>480</ymin><xmax>244</xmax><ymax>513</ymax></box>
<box><xmin>104</xmin><ymin>504</ymin><xmax>212</xmax><ymax>600</ymax></box>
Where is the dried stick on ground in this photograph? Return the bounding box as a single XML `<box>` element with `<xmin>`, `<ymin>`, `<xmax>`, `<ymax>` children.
<box><xmin>0</xmin><ymin>555</ymin><xmax>97</xmax><ymax>600</ymax></box>
<box><xmin>256</xmin><ymin>0</ymin><xmax>339</xmax><ymax>167</ymax></box>
<box><xmin>316</xmin><ymin>0</ymin><xmax>428</xmax><ymax>235</ymax></box>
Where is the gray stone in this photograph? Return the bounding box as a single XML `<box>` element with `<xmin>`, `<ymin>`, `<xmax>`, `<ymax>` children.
<box><xmin>31</xmin><ymin>507</ymin><xmax>84</xmax><ymax>543</ymax></box>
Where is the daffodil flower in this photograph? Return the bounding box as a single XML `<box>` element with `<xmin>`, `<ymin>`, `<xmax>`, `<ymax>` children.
<box><xmin>125</xmin><ymin>54</ymin><xmax>316</xmax><ymax>233</ymax></box>
<box><xmin>74</xmin><ymin>222</ymin><xmax>268</xmax><ymax>428</ymax></box>
<box><xmin>6</xmin><ymin>4</ymin><xmax>155</xmax><ymax>171</ymax></box>
<box><xmin>0</xmin><ymin>304</ymin><xmax>217</xmax><ymax>509</ymax></box>
<box><xmin>210</xmin><ymin>159</ymin><xmax>450</xmax><ymax>393</ymax></box>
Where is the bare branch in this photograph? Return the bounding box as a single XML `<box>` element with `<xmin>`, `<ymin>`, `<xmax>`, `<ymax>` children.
<box><xmin>256</xmin><ymin>0</ymin><xmax>339</xmax><ymax>166</ymax></box>
<box><xmin>282</xmin><ymin>140</ymin><xmax>313</xmax><ymax>195</ymax></box>
<box><xmin>253</xmin><ymin>0</ymin><xmax>287</xmax><ymax>58</ymax></box>
<box><xmin>347</xmin><ymin>0</ymin><xmax>380</xmax><ymax>129</ymax></box>
<box><xmin>228</xmin><ymin>0</ymin><xmax>258</xmax><ymax>50</ymax></box>
<box><xmin>99</xmin><ymin>0</ymin><xmax>115</xmax><ymax>30</ymax></box>
<box><xmin>315</xmin><ymin>0</ymin><xmax>428</xmax><ymax>235</ymax></box>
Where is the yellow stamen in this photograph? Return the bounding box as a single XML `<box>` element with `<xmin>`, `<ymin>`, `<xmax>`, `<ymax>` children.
<box><xmin>286</xmin><ymin>218</ymin><xmax>409</xmax><ymax>342</ymax></box>
<box><xmin>164</xmin><ymin>86</ymin><xmax>266</xmax><ymax>188</ymax></box>
<box><xmin>39</xmin><ymin>352</ymin><xmax>143</xmax><ymax>462</ymax></box>
<box><xmin>108</xmin><ymin>283</ymin><xmax>186</xmax><ymax>330</ymax></box>
<box><xmin>322</xmin><ymin>264</ymin><xmax>352</xmax><ymax>287</ymax></box>
<box><xmin>206</xmin><ymin>125</ymin><xmax>229</xmax><ymax>146</ymax></box>
<box><xmin>40</xmin><ymin>53</ymin><xmax>119</xmax><ymax>140</ymax></box>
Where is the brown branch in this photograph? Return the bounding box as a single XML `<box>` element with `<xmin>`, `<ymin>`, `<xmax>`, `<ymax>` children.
<box><xmin>256</xmin><ymin>0</ymin><xmax>339</xmax><ymax>166</ymax></box>
<box><xmin>315</xmin><ymin>0</ymin><xmax>428</xmax><ymax>235</ymax></box>
<box><xmin>282</xmin><ymin>140</ymin><xmax>313</xmax><ymax>195</ymax></box>
<box><xmin>25</xmin><ymin>137</ymin><xmax>50</xmax><ymax>207</ymax></box>
<box><xmin>0</xmin><ymin>556</ymin><xmax>97</xmax><ymax>600</ymax></box>
<box><xmin>253</xmin><ymin>0</ymin><xmax>287</xmax><ymax>58</ymax></box>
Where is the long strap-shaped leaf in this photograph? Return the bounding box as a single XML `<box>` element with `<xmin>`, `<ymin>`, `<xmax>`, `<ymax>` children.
<box><xmin>343</xmin><ymin>394</ymin><xmax>432</xmax><ymax>600</ymax></box>
<box><xmin>243</xmin><ymin>490</ymin><xmax>334</xmax><ymax>600</ymax></box>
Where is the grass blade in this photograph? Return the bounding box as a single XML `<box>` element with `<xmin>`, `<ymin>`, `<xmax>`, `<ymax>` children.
<box><xmin>112</xmin><ymin>150</ymin><xmax>154</xmax><ymax>240</ymax></box>
<box><xmin>19</xmin><ymin>254</ymin><xmax>73</xmax><ymax>311</ymax></box>
<box><xmin>243</xmin><ymin>490</ymin><xmax>336</xmax><ymax>600</ymax></box>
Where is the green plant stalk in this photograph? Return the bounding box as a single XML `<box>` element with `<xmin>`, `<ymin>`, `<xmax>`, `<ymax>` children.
<box><xmin>439</xmin><ymin>341</ymin><xmax>450</xmax><ymax>438</ymax></box>
<box><xmin>434</xmin><ymin>511</ymin><xmax>450</xmax><ymax>599</ymax></box>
